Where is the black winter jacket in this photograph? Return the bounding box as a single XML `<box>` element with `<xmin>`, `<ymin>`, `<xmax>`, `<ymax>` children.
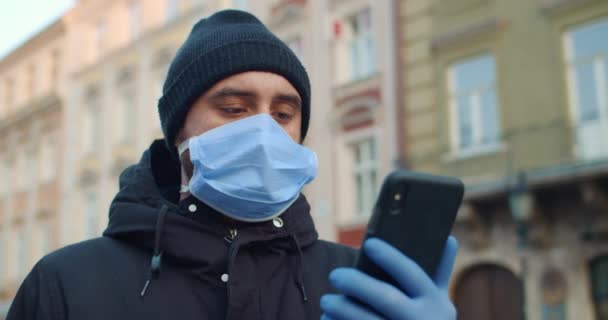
<box><xmin>7</xmin><ymin>140</ymin><xmax>357</xmax><ymax>320</ymax></box>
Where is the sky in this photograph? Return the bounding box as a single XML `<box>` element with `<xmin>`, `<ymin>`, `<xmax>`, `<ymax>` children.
<box><xmin>0</xmin><ymin>0</ymin><xmax>75</xmax><ymax>59</ymax></box>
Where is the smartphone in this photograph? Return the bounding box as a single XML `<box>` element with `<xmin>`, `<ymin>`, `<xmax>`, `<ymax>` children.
<box><xmin>355</xmin><ymin>170</ymin><xmax>464</xmax><ymax>287</ymax></box>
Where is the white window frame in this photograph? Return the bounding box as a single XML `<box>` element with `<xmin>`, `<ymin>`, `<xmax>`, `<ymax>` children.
<box><xmin>347</xmin><ymin>8</ymin><xmax>376</xmax><ymax>81</ymax></box>
<box><xmin>128</xmin><ymin>2</ymin><xmax>141</xmax><ymax>40</ymax></box>
<box><xmin>166</xmin><ymin>0</ymin><xmax>179</xmax><ymax>22</ymax></box>
<box><xmin>84</xmin><ymin>190</ymin><xmax>98</xmax><ymax>239</ymax></box>
<box><xmin>82</xmin><ymin>92</ymin><xmax>100</xmax><ymax>155</ymax></box>
<box><xmin>0</xmin><ymin>228</ymin><xmax>5</xmax><ymax>286</ymax></box>
<box><xmin>350</xmin><ymin>138</ymin><xmax>378</xmax><ymax>218</ymax></box>
<box><xmin>95</xmin><ymin>21</ymin><xmax>106</xmax><ymax>56</ymax></box>
<box><xmin>447</xmin><ymin>54</ymin><xmax>501</xmax><ymax>155</ymax></box>
<box><xmin>232</xmin><ymin>0</ymin><xmax>248</xmax><ymax>11</ymax></box>
<box><xmin>16</xmin><ymin>225</ymin><xmax>28</xmax><ymax>280</ymax></box>
<box><xmin>35</xmin><ymin>219</ymin><xmax>52</xmax><ymax>259</ymax></box>
<box><xmin>564</xmin><ymin>18</ymin><xmax>608</xmax><ymax>126</ymax></box>
<box><xmin>25</xmin><ymin>147</ymin><xmax>36</xmax><ymax>191</ymax></box>
<box><xmin>39</xmin><ymin>133</ymin><xmax>57</xmax><ymax>184</ymax></box>
<box><xmin>0</xmin><ymin>159</ymin><xmax>6</xmax><ymax>197</ymax></box>
<box><xmin>15</xmin><ymin>149</ymin><xmax>25</xmax><ymax>192</ymax></box>
<box><xmin>115</xmin><ymin>83</ymin><xmax>136</xmax><ymax>145</ymax></box>
<box><xmin>285</xmin><ymin>36</ymin><xmax>304</xmax><ymax>64</ymax></box>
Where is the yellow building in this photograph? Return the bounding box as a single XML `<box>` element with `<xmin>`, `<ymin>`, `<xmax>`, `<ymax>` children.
<box><xmin>0</xmin><ymin>20</ymin><xmax>67</xmax><ymax>316</ymax></box>
<box><xmin>399</xmin><ymin>0</ymin><xmax>608</xmax><ymax>319</ymax></box>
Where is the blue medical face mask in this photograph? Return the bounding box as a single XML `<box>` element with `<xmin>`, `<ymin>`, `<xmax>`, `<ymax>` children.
<box><xmin>178</xmin><ymin>114</ymin><xmax>318</xmax><ymax>222</ymax></box>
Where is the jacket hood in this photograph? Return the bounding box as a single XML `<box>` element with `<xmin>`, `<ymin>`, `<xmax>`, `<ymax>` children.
<box><xmin>103</xmin><ymin>140</ymin><xmax>319</xmax><ymax>268</ymax></box>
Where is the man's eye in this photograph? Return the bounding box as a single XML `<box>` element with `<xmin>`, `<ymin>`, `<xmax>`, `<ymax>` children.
<box><xmin>275</xmin><ymin>112</ymin><xmax>293</xmax><ymax>121</ymax></box>
<box><xmin>221</xmin><ymin>107</ymin><xmax>245</xmax><ymax>114</ymax></box>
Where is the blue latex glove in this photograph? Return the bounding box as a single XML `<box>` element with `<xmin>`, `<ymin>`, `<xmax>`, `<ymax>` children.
<box><xmin>320</xmin><ymin>236</ymin><xmax>458</xmax><ymax>320</ymax></box>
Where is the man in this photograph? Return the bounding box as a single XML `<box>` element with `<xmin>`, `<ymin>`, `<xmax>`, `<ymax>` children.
<box><xmin>8</xmin><ymin>10</ymin><xmax>458</xmax><ymax>320</ymax></box>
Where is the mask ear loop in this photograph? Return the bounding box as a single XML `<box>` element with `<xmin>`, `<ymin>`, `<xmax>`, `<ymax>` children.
<box><xmin>178</xmin><ymin>138</ymin><xmax>190</xmax><ymax>158</ymax></box>
<box><xmin>178</xmin><ymin>138</ymin><xmax>191</xmax><ymax>193</ymax></box>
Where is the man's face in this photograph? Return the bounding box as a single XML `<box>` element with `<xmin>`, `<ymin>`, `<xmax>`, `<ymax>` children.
<box><xmin>176</xmin><ymin>71</ymin><xmax>303</xmax><ymax>182</ymax></box>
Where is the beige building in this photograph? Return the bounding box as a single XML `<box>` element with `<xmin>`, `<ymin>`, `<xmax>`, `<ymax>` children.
<box><xmin>399</xmin><ymin>0</ymin><xmax>608</xmax><ymax>319</ymax></box>
<box><xmin>0</xmin><ymin>20</ymin><xmax>67</xmax><ymax>316</ymax></box>
<box><xmin>0</xmin><ymin>0</ymin><xmax>399</xmax><ymax>316</ymax></box>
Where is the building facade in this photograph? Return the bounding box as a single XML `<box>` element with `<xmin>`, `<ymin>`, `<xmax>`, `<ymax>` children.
<box><xmin>0</xmin><ymin>0</ymin><xmax>399</xmax><ymax>317</ymax></box>
<box><xmin>400</xmin><ymin>0</ymin><xmax>608</xmax><ymax>319</ymax></box>
<box><xmin>0</xmin><ymin>21</ymin><xmax>67</xmax><ymax>316</ymax></box>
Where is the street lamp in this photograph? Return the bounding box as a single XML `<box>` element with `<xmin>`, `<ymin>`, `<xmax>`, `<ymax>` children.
<box><xmin>508</xmin><ymin>171</ymin><xmax>533</xmax><ymax>320</ymax></box>
<box><xmin>509</xmin><ymin>172</ymin><xmax>533</xmax><ymax>248</ymax></box>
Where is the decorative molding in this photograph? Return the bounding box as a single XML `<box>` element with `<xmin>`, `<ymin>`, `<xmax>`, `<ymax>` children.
<box><xmin>0</xmin><ymin>93</ymin><xmax>62</xmax><ymax>132</ymax></box>
<box><xmin>540</xmin><ymin>0</ymin><xmax>597</xmax><ymax>16</ymax></box>
<box><xmin>79</xmin><ymin>155</ymin><xmax>100</xmax><ymax>187</ymax></box>
<box><xmin>430</xmin><ymin>17</ymin><xmax>506</xmax><ymax>51</ymax></box>
<box><xmin>268</xmin><ymin>0</ymin><xmax>307</xmax><ymax>28</ymax></box>
<box><xmin>0</xmin><ymin>19</ymin><xmax>65</xmax><ymax>72</ymax></box>
<box><xmin>333</xmin><ymin>72</ymin><xmax>382</xmax><ymax>105</ymax></box>
<box><xmin>152</xmin><ymin>47</ymin><xmax>175</xmax><ymax>69</ymax></box>
<box><xmin>116</xmin><ymin>65</ymin><xmax>135</xmax><ymax>84</ymax></box>
<box><xmin>454</xmin><ymin>203</ymin><xmax>491</xmax><ymax>250</ymax></box>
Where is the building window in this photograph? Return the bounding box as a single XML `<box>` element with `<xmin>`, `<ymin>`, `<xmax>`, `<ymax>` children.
<box><xmin>82</xmin><ymin>90</ymin><xmax>101</xmax><ymax>155</ymax></box>
<box><xmin>16</xmin><ymin>225</ymin><xmax>28</xmax><ymax>279</ymax></box>
<box><xmin>348</xmin><ymin>8</ymin><xmax>375</xmax><ymax>81</ymax></box>
<box><xmin>0</xmin><ymin>159</ymin><xmax>6</xmax><ymax>197</ymax></box>
<box><xmin>448</xmin><ymin>54</ymin><xmax>501</xmax><ymax>153</ymax></box>
<box><xmin>95</xmin><ymin>21</ymin><xmax>106</xmax><ymax>55</ymax></box>
<box><xmin>1</xmin><ymin>159</ymin><xmax>13</xmax><ymax>197</ymax></box>
<box><xmin>129</xmin><ymin>2</ymin><xmax>142</xmax><ymax>40</ymax></box>
<box><xmin>115</xmin><ymin>69</ymin><xmax>136</xmax><ymax>144</ymax></box>
<box><xmin>285</xmin><ymin>37</ymin><xmax>304</xmax><ymax>64</ymax></box>
<box><xmin>565</xmin><ymin>18</ymin><xmax>608</xmax><ymax>125</ymax></box>
<box><xmin>0</xmin><ymin>229</ymin><xmax>4</xmax><ymax>286</ymax></box>
<box><xmin>4</xmin><ymin>78</ymin><xmax>14</xmax><ymax>110</ymax></box>
<box><xmin>27</xmin><ymin>64</ymin><xmax>36</xmax><ymax>98</ymax></box>
<box><xmin>40</xmin><ymin>133</ymin><xmax>57</xmax><ymax>183</ymax></box>
<box><xmin>352</xmin><ymin>138</ymin><xmax>377</xmax><ymax>217</ymax></box>
<box><xmin>35</xmin><ymin>220</ymin><xmax>52</xmax><ymax>259</ymax></box>
<box><xmin>166</xmin><ymin>0</ymin><xmax>179</xmax><ymax>22</ymax></box>
<box><xmin>84</xmin><ymin>191</ymin><xmax>98</xmax><ymax>238</ymax></box>
<box><xmin>15</xmin><ymin>149</ymin><xmax>25</xmax><ymax>192</ymax></box>
<box><xmin>232</xmin><ymin>0</ymin><xmax>248</xmax><ymax>11</ymax></box>
<box><xmin>50</xmin><ymin>50</ymin><xmax>60</xmax><ymax>84</ymax></box>
<box><xmin>117</xmin><ymin>88</ymin><xmax>136</xmax><ymax>143</ymax></box>
<box><xmin>25</xmin><ymin>148</ymin><xmax>36</xmax><ymax>191</ymax></box>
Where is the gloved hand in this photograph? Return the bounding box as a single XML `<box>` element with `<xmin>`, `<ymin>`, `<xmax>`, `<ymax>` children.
<box><xmin>320</xmin><ymin>236</ymin><xmax>458</xmax><ymax>320</ymax></box>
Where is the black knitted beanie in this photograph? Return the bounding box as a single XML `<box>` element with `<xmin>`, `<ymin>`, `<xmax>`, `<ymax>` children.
<box><xmin>158</xmin><ymin>10</ymin><xmax>311</xmax><ymax>151</ymax></box>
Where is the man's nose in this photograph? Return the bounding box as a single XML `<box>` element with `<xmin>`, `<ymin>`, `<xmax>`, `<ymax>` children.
<box><xmin>252</xmin><ymin>105</ymin><xmax>272</xmax><ymax>116</ymax></box>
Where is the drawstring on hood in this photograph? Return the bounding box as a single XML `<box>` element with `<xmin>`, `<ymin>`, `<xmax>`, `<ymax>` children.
<box><xmin>289</xmin><ymin>234</ymin><xmax>308</xmax><ymax>302</ymax></box>
<box><xmin>140</xmin><ymin>205</ymin><xmax>169</xmax><ymax>297</ymax></box>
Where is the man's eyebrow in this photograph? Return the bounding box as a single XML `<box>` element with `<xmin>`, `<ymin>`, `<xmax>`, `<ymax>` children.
<box><xmin>207</xmin><ymin>87</ymin><xmax>257</xmax><ymax>101</ymax></box>
<box><xmin>274</xmin><ymin>94</ymin><xmax>302</xmax><ymax>110</ymax></box>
